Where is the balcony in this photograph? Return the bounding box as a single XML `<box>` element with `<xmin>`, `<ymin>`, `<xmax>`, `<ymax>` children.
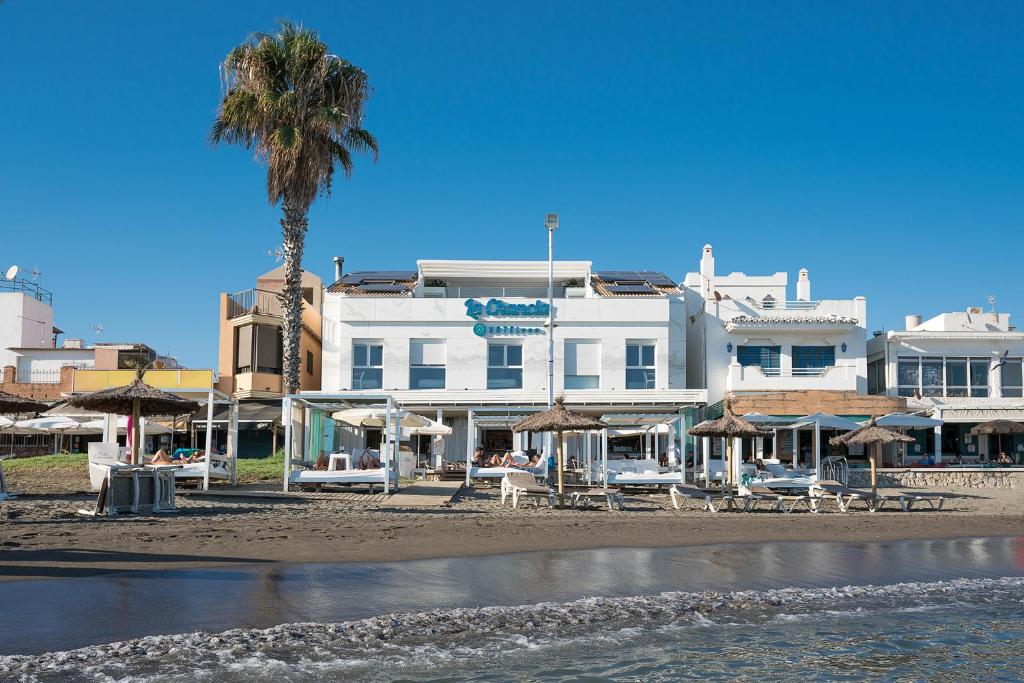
<box><xmin>727</xmin><ymin>362</ymin><xmax>857</xmax><ymax>392</ymax></box>
<box><xmin>227</xmin><ymin>289</ymin><xmax>283</xmax><ymax>320</ymax></box>
<box><xmin>751</xmin><ymin>299</ymin><xmax>819</xmax><ymax>310</ymax></box>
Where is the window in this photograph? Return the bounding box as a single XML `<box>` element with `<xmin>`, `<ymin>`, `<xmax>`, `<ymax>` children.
<box><xmin>792</xmin><ymin>346</ymin><xmax>835</xmax><ymax>375</ymax></box>
<box><xmin>867</xmin><ymin>359</ymin><xmax>886</xmax><ymax>394</ymax></box>
<box><xmin>897</xmin><ymin>356</ymin><xmax>992</xmax><ymax>398</ymax></box>
<box><xmin>626</xmin><ymin>343</ymin><xmax>656</xmax><ymax>389</ymax></box>
<box><xmin>235</xmin><ymin>324</ymin><xmax>282</xmax><ymax>374</ymax></box>
<box><xmin>306</xmin><ymin>350</ymin><xmax>314</xmax><ymax>375</ymax></box>
<box><xmin>737</xmin><ymin>345</ymin><xmax>781</xmax><ymax>376</ymax></box>
<box><xmin>410</xmin><ymin>340</ymin><xmax>446</xmax><ymax>389</ymax></box>
<box><xmin>352</xmin><ymin>343</ymin><xmax>383</xmax><ymax>389</ymax></box>
<box><xmin>1002</xmin><ymin>359</ymin><xmax>1022</xmax><ymax>398</ymax></box>
<box><xmin>487</xmin><ymin>343</ymin><xmax>523</xmax><ymax>389</ymax></box>
<box><xmin>565</xmin><ymin>340</ymin><xmax>600</xmax><ymax>389</ymax></box>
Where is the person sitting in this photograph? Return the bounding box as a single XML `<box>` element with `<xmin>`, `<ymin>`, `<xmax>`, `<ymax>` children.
<box><xmin>149</xmin><ymin>449</ymin><xmax>174</xmax><ymax>465</ymax></box>
<box><xmin>997</xmin><ymin>451</ymin><xmax>1014</xmax><ymax>466</ymax></box>
<box><xmin>471</xmin><ymin>446</ymin><xmax>487</xmax><ymax>468</ymax></box>
<box><xmin>914</xmin><ymin>453</ymin><xmax>935</xmax><ymax>467</ymax></box>
<box><xmin>358</xmin><ymin>450</ymin><xmax>381</xmax><ymax>469</ymax></box>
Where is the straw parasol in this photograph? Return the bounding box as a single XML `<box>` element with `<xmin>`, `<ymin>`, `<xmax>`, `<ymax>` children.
<box><xmin>512</xmin><ymin>397</ymin><xmax>606</xmax><ymax>505</ymax></box>
<box><xmin>689</xmin><ymin>402</ymin><xmax>767</xmax><ymax>494</ymax></box>
<box><xmin>830</xmin><ymin>419</ymin><xmax>914</xmax><ymax>495</ymax></box>
<box><xmin>970</xmin><ymin>420</ymin><xmax>1024</xmax><ymax>462</ymax></box>
<box><xmin>0</xmin><ymin>390</ymin><xmax>48</xmax><ymax>415</ymax></box>
<box><xmin>67</xmin><ymin>369</ymin><xmax>200</xmax><ymax>464</ymax></box>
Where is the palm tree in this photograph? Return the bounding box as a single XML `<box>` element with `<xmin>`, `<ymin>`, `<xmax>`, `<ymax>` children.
<box><xmin>212</xmin><ymin>20</ymin><xmax>378</xmax><ymax>394</ymax></box>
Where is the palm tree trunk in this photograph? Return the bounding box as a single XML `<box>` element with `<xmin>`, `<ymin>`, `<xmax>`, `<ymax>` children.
<box><xmin>280</xmin><ymin>201</ymin><xmax>309</xmax><ymax>396</ymax></box>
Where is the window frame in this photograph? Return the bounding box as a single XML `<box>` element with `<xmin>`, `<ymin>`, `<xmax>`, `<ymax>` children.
<box><xmin>487</xmin><ymin>342</ymin><xmax>523</xmax><ymax>390</ymax></box>
<box><xmin>409</xmin><ymin>339</ymin><xmax>447</xmax><ymax>390</ymax></box>
<box><xmin>791</xmin><ymin>345</ymin><xmax>836</xmax><ymax>376</ymax></box>
<box><xmin>352</xmin><ymin>342</ymin><xmax>384</xmax><ymax>390</ymax></box>
<box><xmin>736</xmin><ymin>345</ymin><xmax>782</xmax><ymax>376</ymax></box>
<box><xmin>564</xmin><ymin>339</ymin><xmax>601</xmax><ymax>390</ymax></box>
<box><xmin>896</xmin><ymin>355</ymin><xmax>992</xmax><ymax>398</ymax></box>
<box><xmin>1001</xmin><ymin>358</ymin><xmax>1023</xmax><ymax>398</ymax></box>
<box><xmin>625</xmin><ymin>342</ymin><xmax>656</xmax><ymax>389</ymax></box>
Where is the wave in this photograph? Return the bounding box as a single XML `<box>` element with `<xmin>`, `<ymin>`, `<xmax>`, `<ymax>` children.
<box><xmin>3</xmin><ymin>576</ymin><xmax>1023</xmax><ymax>682</ymax></box>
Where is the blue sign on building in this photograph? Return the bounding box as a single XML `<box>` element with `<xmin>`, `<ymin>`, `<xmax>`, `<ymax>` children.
<box><xmin>464</xmin><ymin>298</ymin><xmax>550</xmax><ymax>320</ymax></box>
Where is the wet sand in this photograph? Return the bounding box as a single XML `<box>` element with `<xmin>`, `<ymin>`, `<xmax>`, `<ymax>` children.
<box><xmin>1</xmin><ymin>470</ymin><xmax>1020</xmax><ymax>580</ymax></box>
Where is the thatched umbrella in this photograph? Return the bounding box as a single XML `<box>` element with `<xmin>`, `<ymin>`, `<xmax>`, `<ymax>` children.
<box><xmin>512</xmin><ymin>397</ymin><xmax>607</xmax><ymax>505</ymax></box>
<box><xmin>830</xmin><ymin>419</ymin><xmax>914</xmax><ymax>495</ymax></box>
<box><xmin>67</xmin><ymin>370</ymin><xmax>200</xmax><ymax>464</ymax></box>
<box><xmin>0</xmin><ymin>390</ymin><xmax>47</xmax><ymax>415</ymax></box>
<box><xmin>689</xmin><ymin>402</ymin><xmax>767</xmax><ymax>494</ymax></box>
<box><xmin>970</xmin><ymin>420</ymin><xmax>1024</xmax><ymax>462</ymax></box>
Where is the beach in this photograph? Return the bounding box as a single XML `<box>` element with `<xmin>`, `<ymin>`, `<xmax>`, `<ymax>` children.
<box><xmin>1</xmin><ymin>465</ymin><xmax>1021</xmax><ymax>579</ymax></box>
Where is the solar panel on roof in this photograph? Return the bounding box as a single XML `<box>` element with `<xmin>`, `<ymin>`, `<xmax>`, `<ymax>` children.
<box><xmin>341</xmin><ymin>271</ymin><xmax>416</xmax><ymax>284</ymax></box>
<box><xmin>359</xmin><ymin>284</ymin><xmax>408</xmax><ymax>292</ymax></box>
<box><xmin>606</xmin><ymin>284</ymin><xmax>655</xmax><ymax>294</ymax></box>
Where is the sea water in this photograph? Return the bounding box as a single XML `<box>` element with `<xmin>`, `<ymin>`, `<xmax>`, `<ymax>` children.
<box><xmin>1</xmin><ymin>537</ymin><xmax>1023</xmax><ymax>681</ymax></box>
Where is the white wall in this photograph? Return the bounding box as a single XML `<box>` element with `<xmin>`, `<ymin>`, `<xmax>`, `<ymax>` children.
<box><xmin>322</xmin><ymin>295</ymin><xmax>686</xmax><ymax>394</ymax></box>
<box><xmin>13</xmin><ymin>349</ymin><xmax>94</xmax><ymax>374</ymax></box>
<box><xmin>0</xmin><ymin>293</ymin><xmax>55</xmax><ymax>369</ymax></box>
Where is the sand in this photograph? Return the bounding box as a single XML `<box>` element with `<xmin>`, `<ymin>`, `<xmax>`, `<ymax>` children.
<box><xmin>1</xmin><ymin>466</ymin><xmax>1021</xmax><ymax>580</ymax></box>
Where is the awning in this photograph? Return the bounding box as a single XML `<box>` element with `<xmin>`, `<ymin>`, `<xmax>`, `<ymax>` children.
<box><xmin>875</xmin><ymin>412</ymin><xmax>943</xmax><ymax>428</ymax></box>
<box><xmin>940</xmin><ymin>408</ymin><xmax>1024</xmax><ymax>423</ymax></box>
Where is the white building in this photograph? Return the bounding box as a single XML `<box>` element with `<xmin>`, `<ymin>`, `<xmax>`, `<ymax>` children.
<box><xmin>868</xmin><ymin>307</ymin><xmax>1024</xmax><ymax>462</ymax></box>
<box><xmin>319</xmin><ymin>259</ymin><xmax>705</xmax><ymax>463</ymax></box>
<box><xmin>0</xmin><ymin>280</ymin><xmax>57</xmax><ymax>371</ymax></box>
<box><xmin>682</xmin><ymin>244</ymin><xmax>868</xmax><ymax>404</ymax></box>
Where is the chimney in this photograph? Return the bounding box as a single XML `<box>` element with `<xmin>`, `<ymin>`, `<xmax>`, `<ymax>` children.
<box><xmin>699</xmin><ymin>244</ymin><xmax>714</xmax><ymax>298</ymax></box>
<box><xmin>796</xmin><ymin>268</ymin><xmax>811</xmax><ymax>301</ymax></box>
<box><xmin>333</xmin><ymin>256</ymin><xmax>344</xmax><ymax>283</ymax></box>
<box><xmin>905</xmin><ymin>314</ymin><xmax>923</xmax><ymax>331</ymax></box>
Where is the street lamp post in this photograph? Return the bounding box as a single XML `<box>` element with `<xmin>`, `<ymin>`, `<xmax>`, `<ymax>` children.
<box><xmin>545</xmin><ymin>212</ymin><xmax>558</xmax><ymax>460</ymax></box>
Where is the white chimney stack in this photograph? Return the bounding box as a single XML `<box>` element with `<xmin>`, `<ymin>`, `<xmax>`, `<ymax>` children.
<box><xmin>796</xmin><ymin>268</ymin><xmax>811</xmax><ymax>301</ymax></box>
<box><xmin>905</xmin><ymin>314</ymin><xmax>923</xmax><ymax>331</ymax></box>
<box><xmin>333</xmin><ymin>256</ymin><xmax>344</xmax><ymax>283</ymax></box>
<box><xmin>700</xmin><ymin>244</ymin><xmax>715</xmax><ymax>298</ymax></box>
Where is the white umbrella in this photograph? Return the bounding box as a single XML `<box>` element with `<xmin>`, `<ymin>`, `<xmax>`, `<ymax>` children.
<box><xmin>78</xmin><ymin>417</ymin><xmax>171</xmax><ymax>435</ymax></box>
<box><xmin>14</xmin><ymin>416</ymin><xmax>96</xmax><ymax>434</ymax></box>
<box><xmin>332</xmin><ymin>408</ymin><xmax>432</xmax><ymax>430</ymax></box>
<box><xmin>0</xmin><ymin>416</ymin><xmax>44</xmax><ymax>435</ymax></box>
<box><xmin>407</xmin><ymin>417</ymin><xmax>452</xmax><ymax>435</ymax></box>
<box><xmin>796</xmin><ymin>413</ymin><xmax>862</xmax><ymax>431</ymax></box>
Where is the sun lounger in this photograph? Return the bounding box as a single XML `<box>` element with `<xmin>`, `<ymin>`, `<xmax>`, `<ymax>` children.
<box><xmin>669</xmin><ymin>484</ymin><xmax>734</xmax><ymax>513</ymax></box>
<box><xmin>570</xmin><ymin>488</ymin><xmax>625</xmax><ymax>511</ymax></box>
<box><xmin>904</xmin><ymin>494</ymin><xmax>945</xmax><ymax>511</ymax></box>
<box><xmin>501</xmin><ymin>471</ymin><xmax>556</xmax><ymax>508</ymax></box>
<box><xmin>810</xmin><ymin>481</ymin><xmax>907</xmax><ymax>512</ymax></box>
<box><xmin>738</xmin><ymin>485</ymin><xmax>819</xmax><ymax>513</ymax></box>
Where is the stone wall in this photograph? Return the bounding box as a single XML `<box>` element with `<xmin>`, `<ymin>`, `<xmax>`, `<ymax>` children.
<box><xmin>848</xmin><ymin>468</ymin><xmax>1023</xmax><ymax>489</ymax></box>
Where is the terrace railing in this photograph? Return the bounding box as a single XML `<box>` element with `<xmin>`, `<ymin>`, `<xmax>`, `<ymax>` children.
<box><xmin>0</xmin><ymin>279</ymin><xmax>53</xmax><ymax>306</ymax></box>
<box><xmin>452</xmin><ymin>286</ymin><xmax>565</xmax><ymax>299</ymax></box>
<box><xmin>751</xmin><ymin>299</ymin><xmax>820</xmax><ymax>310</ymax></box>
<box><xmin>227</xmin><ymin>289</ymin><xmax>283</xmax><ymax>319</ymax></box>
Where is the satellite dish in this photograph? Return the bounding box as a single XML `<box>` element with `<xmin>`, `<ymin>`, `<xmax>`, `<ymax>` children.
<box><xmin>5</xmin><ymin>265</ymin><xmax>18</xmax><ymax>281</ymax></box>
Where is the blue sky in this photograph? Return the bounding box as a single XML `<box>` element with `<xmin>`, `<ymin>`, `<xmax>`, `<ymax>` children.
<box><xmin>2</xmin><ymin>1</ymin><xmax>1021</xmax><ymax>368</ymax></box>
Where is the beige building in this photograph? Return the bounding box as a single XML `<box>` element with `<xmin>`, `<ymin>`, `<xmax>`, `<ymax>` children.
<box><xmin>216</xmin><ymin>265</ymin><xmax>324</xmax><ymax>399</ymax></box>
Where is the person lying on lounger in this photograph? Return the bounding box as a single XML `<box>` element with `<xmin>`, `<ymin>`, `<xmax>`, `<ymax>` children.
<box><xmin>516</xmin><ymin>453</ymin><xmax>541</xmax><ymax>468</ymax></box>
<box><xmin>488</xmin><ymin>452</ymin><xmax>517</xmax><ymax>467</ymax></box>
<box><xmin>149</xmin><ymin>449</ymin><xmax>174</xmax><ymax>465</ymax></box>
<box><xmin>358</xmin><ymin>451</ymin><xmax>381</xmax><ymax>469</ymax></box>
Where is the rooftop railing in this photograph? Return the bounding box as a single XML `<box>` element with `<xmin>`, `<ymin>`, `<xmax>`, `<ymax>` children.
<box><xmin>451</xmin><ymin>286</ymin><xmax>565</xmax><ymax>299</ymax></box>
<box><xmin>751</xmin><ymin>299</ymin><xmax>820</xmax><ymax>310</ymax></box>
<box><xmin>227</xmin><ymin>288</ymin><xmax>283</xmax><ymax>319</ymax></box>
<box><xmin>0</xmin><ymin>279</ymin><xmax>53</xmax><ymax>306</ymax></box>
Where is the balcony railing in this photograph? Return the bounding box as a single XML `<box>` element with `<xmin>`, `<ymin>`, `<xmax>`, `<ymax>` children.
<box><xmin>0</xmin><ymin>278</ymin><xmax>53</xmax><ymax>306</ymax></box>
<box><xmin>451</xmin><ymin>286</ymin><xmax>565</xmax><ymax>299</ymax></box>
<box><xmin>751</xmin><ymin>299</ymin><xmax>819</xmax><ymax>310</ymax></box>
<box><xmin>751</xmin><ymin>367</ymin><xmax>830</xmax><ymax>378</ymax></box>
<box><xmin>227</xmin><ymin>289</ymin><xmax>283</xmax><ymax>319</ymax></box>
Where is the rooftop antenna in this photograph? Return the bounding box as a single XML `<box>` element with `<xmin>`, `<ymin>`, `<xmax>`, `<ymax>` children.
<box><xmin>30</xmin><ymin>266</ymin><xmax>41</xmax><ymax>282</ymax></box>
<box><xmin>91</xmin><ymin>323</ymin><xmax>104</xmax><ymax>338</ymax></box>
<box><xmin>267</xmin><ymin>245</ymin><xmax>285</xmax><ymax>263</ymax></box>
<box><xmin>988</xmin><ymin>295</ymin><xmax>997</xmax><ymax>314</ymax></box>
<box><xmin>5</xmin><ymin>265</ymin><xmax>18</xmax><ymax>281</ymax></box>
